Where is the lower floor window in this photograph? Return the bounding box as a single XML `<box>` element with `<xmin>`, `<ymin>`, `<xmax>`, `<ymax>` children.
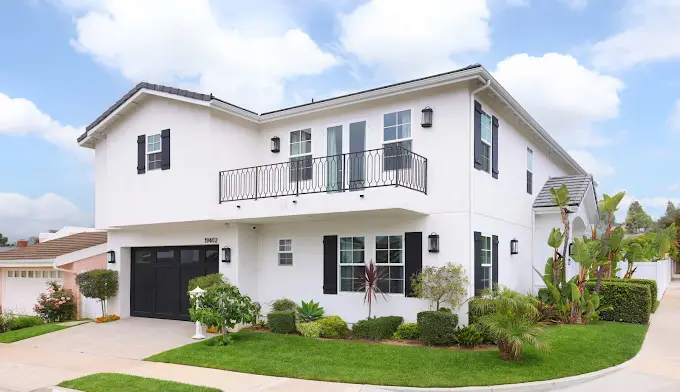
<box><xmin>340</xmin><ymin>236</ymin><xmax>365</xmax><ymax>292</ymax></box>
<box><xmin>481</xmin><ymin>235</ymin><xmax>492</xmax><ymax>290</ymax></box>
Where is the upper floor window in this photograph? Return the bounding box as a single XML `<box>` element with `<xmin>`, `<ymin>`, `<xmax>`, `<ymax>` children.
<box><xmin>289</xmin><ymin>129</ymin><xmax>312</xmax><ymax>181</ymax></box>
<box><xmin>526</xmin><ymin>147</ymin><xmax>534</xmax><ymax>195</ymax></box>
<box><xmin>480</xmin><ymin>113</ymin><xmax>492</xmax><ymax>173</ymax></box>
<box><xmin>147</xmin><ymin>133</ymin><xmax>162</xmax><ymax>171</ymax></box>
<box><xmin>383</xmin><ymin>110</ymin><xmax>412</xmax><ymax>170</ymax></box>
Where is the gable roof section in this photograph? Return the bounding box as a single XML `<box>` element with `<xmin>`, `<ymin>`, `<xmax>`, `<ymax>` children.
<box><xmin>0</xmin><ymin>232</ymin><xmax>107</xmax><ymax>261</ymax></box>
<box><xmin>533</xmin><ymin>175</ymin><xmax>596</xmax><ymax>208</ymax></box>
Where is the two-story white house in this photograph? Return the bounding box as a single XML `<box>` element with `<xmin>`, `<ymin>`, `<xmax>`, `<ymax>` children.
<box><xmin>77</xmin><ymin>64</ymin><xmax>599</xmax><ymax>324</ymax></box>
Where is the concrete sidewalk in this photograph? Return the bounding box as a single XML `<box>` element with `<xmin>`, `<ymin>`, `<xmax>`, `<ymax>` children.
<box><xmin>2</xmin><ymin>279</ymin><xmax>680</xmax><ymax>392</ymax></box>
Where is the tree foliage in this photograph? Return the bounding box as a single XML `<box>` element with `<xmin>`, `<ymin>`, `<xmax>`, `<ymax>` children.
<box><xmin>76</xmin><ymin>269</ymin><xmax>119</xmax><ymax>317</ymax></box>
<box><xmin>0</xmin><ymin>233</ymin><xmax>7</xmax><ymax>246</ymax></box>
<box><xmin>411</xmin><ymin>262</ymin><xmax>469</xmax><ymax>311</ymax></box>
<box><xmin>625</xmin><ymin>201</ymin><xmax>653</xmax><ymax>234</ymax></box>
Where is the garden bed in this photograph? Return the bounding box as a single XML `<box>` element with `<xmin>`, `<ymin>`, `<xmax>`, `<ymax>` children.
<box><xmin>147</xmin><ymin>321</ymin><xmax>647</xmax><ymax>388</ymax></box>
<box><xmin>58</xmin><ymin>373</ymin><xmax>220</xmax><ymax>392</ymax></box>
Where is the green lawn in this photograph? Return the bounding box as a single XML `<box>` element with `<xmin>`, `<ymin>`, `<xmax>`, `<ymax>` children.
<box><xmin>58</xmin><ymin>373</ymin><xmax>220</xmax><ymax>392</ymax></box>
<box><xmin>0</xmin><ymin>323</ymin><xmax>67</xmax><ymax>343</ymax></box>
<box><xmin>146</xmin><ymin>321</ymin><xmax>647</xmax><ymax>388</ymax></box>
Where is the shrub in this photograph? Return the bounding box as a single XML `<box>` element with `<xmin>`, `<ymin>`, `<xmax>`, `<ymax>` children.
<box><xmin>267</xmin><ymin>311</ymin><xmax>296</xmax><ymax>334</ymax></box>
<box><xmin>615</xmin><ymin>279</ymin><xmax>657</xmax><ymax>305</ymax></box>
<box><xmin>453</xmin><ymin>325</ymin><xmax>484</xmax><ymax>348</ymax></box>
<box><xmin>393</xmin><ymin>322</ymin><xmax>420</xmax><ymax>340</ymax></box>
<box><xmin>271</xmin><ymin>298</ymin><xmax>297</xmax><ymax>312</ymax></box>
<box><xmin>585</xmin><ymin>281</ymin><xmax>651</xmax><ymax>324</ymax></box>
<box><xmin>317</xmin><ymin>316</ymin><xmax>349</xmax><ymax>339</ymax></box>
<box><xmin>410</xmin><ymin>263</ymin><xmax>469</xmax><ymax>311</ymax></box>
<box><xmin>35</xmin><ymin>281</ymin><xmax>77</xmax><ymax>322</ymax></box>
<box><xmin>76</xmin><ymin>269</ymin><xmax>119</xmax><ymax>317</ymax></box>
<box><xmin>352</xmin><ymin>316</ymin><xmax>403</xmax><ymax>340</ymax></box>
<box><xmin>296</xmin><ymin>300</ymin><xmax>324</xmax><ymax>322</ymax></box>
<box><xmin>468</xmin><ymin>297</ymin><xmax>494</xmax><ymax>324</ymax></box>
<box><xmin>417</xmin><ymin>311</ymin><xmax>458</xmax><ymax>346</ymax></box>
<box><xmin>187</xmin><ymin>273</ymin><xmax>225</xmax><ymax>291</ymax></box>
<box><xmin>296</xmin><ymin>321</ymin><xmax>321</xmax><ymax>338</ymax></box>
<box><xmin>438</xmin><ymin>307</ymin><xmax>451</xmax><ymax>313</ymax></box>
<box><xmin>3</xmin><ymin>315</ymin><xmax>43</xmax><ymax>331</ymax></box>
<box><xmin>95</xmin><ymin>314</ymin><xmax>120</xmax><ymax>323</ymax></box>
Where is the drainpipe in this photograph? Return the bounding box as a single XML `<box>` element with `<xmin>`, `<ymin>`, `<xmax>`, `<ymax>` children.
<box><xmin>469</xmin><ymin>77</ymin><xmax>491</xmax><ymax>297</ymax></box>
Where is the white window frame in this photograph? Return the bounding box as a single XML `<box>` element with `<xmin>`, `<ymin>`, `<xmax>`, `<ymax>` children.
<box><xmin>480</xmin><ymin>113</ymin><xmax>492</xmax><ymax>173</ymax></box>
<box><xmin>339</xmin><ymin>236</ymin><xmax>366</xmax><ymax>293</ymax></box>
<box><xmin>480</xmin><ymin>234</ymin><xmax>493</xmax><ymax>291</ymax></box>
<box><xmin>147</xmin><ymin>133</ymin><xmax>162</xmax><ymax>171</ymax></box>
<box><xmin>278</xmin><ymin>239</ymin><xmax>293</xmax><ymax>266</ymax></box>
<box><xmin>289</xmin><ymin>128</ymin><xmax>312</xmax><ymax>181</ymax></box>
<box><xmin>526</xmin><ymin>147</ymin><xmax>534</xmax><ymax>173</ymax></box>
<box><xmin>375</xmin><ymin>234</ymin><xmax>405</xmax><ymax>294</ymax></box>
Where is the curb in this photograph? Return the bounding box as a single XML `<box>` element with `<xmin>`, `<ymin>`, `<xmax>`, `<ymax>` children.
<box><xmin>363</xmin><ymin>356</ymin><xmax>632</xmax><ymax>392</ymax></box>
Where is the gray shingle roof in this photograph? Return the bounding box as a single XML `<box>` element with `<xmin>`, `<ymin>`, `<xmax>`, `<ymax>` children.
<box><xmin>533</xmin><ymin>175</ymin><xmax>595</xmax><ymax>208</ymax></box>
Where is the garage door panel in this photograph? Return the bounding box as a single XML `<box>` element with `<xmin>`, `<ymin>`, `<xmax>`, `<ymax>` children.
<box><xmin>155</xmin><ymin>266</ymin><xmax>179</xmax><ymax>317</ymax></box>
<box><xmin>132</xmin><ymin>265</ymin><xmax>154</xmax><ymax>316</ymax></box>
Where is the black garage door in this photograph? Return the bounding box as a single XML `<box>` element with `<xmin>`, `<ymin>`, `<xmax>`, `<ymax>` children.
<box><xmin>131</xmin><ymin>245</ymin><xmax>219</xmax><ymax>320</ymax></box>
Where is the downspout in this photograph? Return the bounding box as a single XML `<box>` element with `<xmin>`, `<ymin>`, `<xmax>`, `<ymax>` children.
<box><xmin>469</xmin><ymin>78</ymin><xmax>491</xmax><ymax>297</ymax></box>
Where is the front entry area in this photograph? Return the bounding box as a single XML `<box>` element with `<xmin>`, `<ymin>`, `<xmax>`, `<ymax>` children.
<box><xmin>131</xmin><ymin>245</ymin><xmax>219</xmax><ymax>320</ymax></box>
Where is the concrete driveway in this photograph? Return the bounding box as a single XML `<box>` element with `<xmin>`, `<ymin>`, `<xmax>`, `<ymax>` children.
<box><xmin>10</xmin><ymin>317</ymin><xmax>198</xmax><ymax>360</ymax></box>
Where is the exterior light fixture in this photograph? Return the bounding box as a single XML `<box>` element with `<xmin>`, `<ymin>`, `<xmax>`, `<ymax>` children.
<box><xmin>510</xmin><ymin>239</ymin><xmax>519</xmax><ymax>255</ymax></box>
<box><xmin>107</xmin><ymin>250</ymin><xmax>116</xmax><ymax>264</ymax></box>
<box><xmin>421</xmin><ymin>107</ymin><xmax>433</xmax><ymax>128</ymax></box>
<box><xmin>428</xmin><ymin>233</ymin><xmax>439</xmax><ymax>253</ymax></box>
<box><xmin>568</xmin><ymin>242</ymin><xmax>574</xmax><ymax>256</ymax></box>
<box><xmin>271</xmin><ymin>136</ymin><xmax>280</xmax><ymax>153</ymax></box>
<box><xmin>222</xmin><ymin>246</ymin><xmax>231</xmax><ymax>263</ymax></box>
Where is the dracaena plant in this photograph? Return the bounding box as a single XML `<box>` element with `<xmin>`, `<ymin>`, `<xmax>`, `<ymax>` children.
<box><xmin>296</xmin><ymin>300</ymin><xmax>325</xmax><ymax>322</ymax></box>
<box><xmin>357</xmin><ymin>260</ymin><xmax>387</xmax><ymax>319</ymax></box>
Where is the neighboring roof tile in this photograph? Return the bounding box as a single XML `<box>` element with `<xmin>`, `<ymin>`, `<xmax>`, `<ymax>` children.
<box><xmin>533</xmin><ymin>175</ymin><xmax>595</xmax><ymax>208</ymax></box>
<box><xmin>0</xmin><ymin>232</ymin><xmax>107</xmax><ymax>261</ymax></box>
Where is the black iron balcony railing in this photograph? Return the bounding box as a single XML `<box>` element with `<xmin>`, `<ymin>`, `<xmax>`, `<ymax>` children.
<box><xmin>219</xmin><ymin>146</ymin><xmax>427</xmax><ymax>202</ymax></box>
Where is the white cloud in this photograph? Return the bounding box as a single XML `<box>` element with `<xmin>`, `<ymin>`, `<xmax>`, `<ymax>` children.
<box><xmin>505</xmin><ymin>0</ymin><xmax>529</xmax><ymax>7</ymax></box>
<box><xmin>61</xmin><ymin>0</ymin><xmax>338</xmax><ymax>112</ymax></box>
<box><xmin>0</xmin><ymin>93</ymin><xmax>90</xmax><ymax>159</ymax></box>
<box><xmin>339</xmin><ymin>0</ymin><xmax>490</xmax><ymax>79</ymax></box>
<box><xmin>568</xmin><ymin>150</ymin><xmax>615</xmax><ymax>179</ymax></box>
<box><xmin>670</xmin><ymin>99</ymin><xmax>680</xmax><ymax>132</ymax></box>
<box><xmin>563</xmin><ymin>0</ymin><xmax>588</xmax><ymax>10</ymax></box>
<box><xmin>493</xmin><ymin>53</ymin><xmax>624</xmax><ymax>147</ymax></box>
<box><xmin>639</xmin><ymin>196</ymin><xmax>680</xmax><ymax>209</ymax></box>
<box><xmin>591</xmin><ymin>0</ymin><xmax>680</xmax><ymax>71</ymax></box>
<box><xmin>0</xmin><ymin>193</ymin><xmax>92</xmax><ymax>242</ymax></box>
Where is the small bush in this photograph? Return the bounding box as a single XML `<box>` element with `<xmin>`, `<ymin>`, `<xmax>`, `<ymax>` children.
<box><xmin>95</xmin><ymin>314</ymin><xmax>120</xmax><ymax>323</ymax></box>
<box><xmin>35</xmin><ymin>281</ymin><xmax>77</xmax><ymax>322</ymax></box>
<box><xmin>352</xmin><ymin>316</ymin><xmax>403</xmax><ymax>340</ymax></box>
<box><xmin>438</xmin><ymin>307</ymin><xmax>451</xmax><ymax>313</ymax></box>
<box><xmin>267</xmin><ymin>310</ymin><xmax>296</xmax><ymax>334</ymax></box>
<box><xmin>468</xmin><ymin>297</ymin><xmax>494</xmax><ymax>325</ymax></box>
<box><xmin>393</xmin><ymin>322</ymin><xmax>420</xmax><ymax>340</ymax></box>
<box><xmin>3</xmin><ymin>315</ymin><xmax>43</xmax><ymax>332</ymax></box>
<box><xmin>618</xmin><ymin>279</ymin><xmax>657</xmax><ymax>305</ymax></box>
<box><xmin>417</xmin><ymin>311</ymin><xmax>458</xmax><ymax>346</ymax></box>
<box><xmin>317</xmin><ymin>316</ymin><xmax>349</xmax><ymax>339</ymax></box>
<box><xmin>452</xmin><ymin>325</ymin><xmax>483</xmax><ymax>348</ymax></box>
<box><xmin>296</xmin><ymin>321</ymin><xmax>321</xmax><ymax>338</ymax></box>
<box><xmin>271</xmin><ymin>298</ymin><xmax>297</xmax><ymax>312</ymax></box>
<box><xmin>585</xmin><ymin>281</ymin><xmax>651</xmax><ymax>324</ymax></box>
<box><xmin>187</xmin><ymin>273</ymin><xmax>225</xmax><ymax>291</ymax></box>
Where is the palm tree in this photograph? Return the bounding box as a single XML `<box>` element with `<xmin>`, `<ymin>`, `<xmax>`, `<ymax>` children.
<box><xmin>475</xmin><ymin>286</ymin><xmax>548</xmax><ymax>361</ymax></box>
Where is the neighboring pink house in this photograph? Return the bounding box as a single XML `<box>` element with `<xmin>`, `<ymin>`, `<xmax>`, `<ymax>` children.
<box><xmin>0</xmin><ymin>232</ymin><xmax>108</xmax><ymax>318</ymax></box>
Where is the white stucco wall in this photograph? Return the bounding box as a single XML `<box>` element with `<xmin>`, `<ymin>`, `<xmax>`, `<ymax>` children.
<box><xmin>1</xmin><ymin>268</ymin><xmax>63</xmax><ymax>315</ymax></box>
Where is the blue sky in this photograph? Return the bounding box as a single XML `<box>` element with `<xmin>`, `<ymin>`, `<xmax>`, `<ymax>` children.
<box><xmin>1</xmin><ymin>0</ymin><xmax>679</xmax><ymax>240</ymax></box>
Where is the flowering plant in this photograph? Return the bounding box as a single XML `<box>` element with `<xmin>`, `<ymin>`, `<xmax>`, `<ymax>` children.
<box><xmin>95</xmin><ymin>314</ymin><xmax>120</xmax><ymax>323</ymax></box>
<box><xmin>34</xmin><ymin>281</ymin><xmax>77</xmax><ymax>322</ymax></box>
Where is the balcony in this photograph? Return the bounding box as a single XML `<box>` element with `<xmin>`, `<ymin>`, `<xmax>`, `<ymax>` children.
<box><xmin>219</xmin><ymin>146</ymin><xmax>427</xmax><ymax>203</ymax></box>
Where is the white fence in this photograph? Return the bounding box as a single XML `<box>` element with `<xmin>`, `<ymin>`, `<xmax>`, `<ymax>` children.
<box><xmin>616</xmin><ymin>258</ymin><xmax>672</xmax><ymax>300</ymax></box>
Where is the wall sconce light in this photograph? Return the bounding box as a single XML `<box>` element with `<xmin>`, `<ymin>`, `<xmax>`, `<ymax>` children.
<box><xmin>421</xmin><ymin>107</ymin><xmax>433</xmax><ymax>128</ymax></box>
<box><xmin>107</xmin><ymin>250</ymin><xmax>116</xmax><ymax>264</ymax></box>
<box><xmin>428</xmin><ymin>232</ymin><xmax>439</xmax><ymax>253</ymax></box>
<box><xmin>568</xmin><ymin>242</ymin><xmax>574</xmax><ymax>257</ymax></box>
<box><xmin>271</xmin><ymin>136</ymin><xmax>280</xmax><ymax>153</ymax></box>
<box><xmin>222</xmin><ymin>247</ymin><xmax>231</xmax><ymax>263</ymax></box>
<box><xmin>510</xmin><ymin>239</ymin><xmax>519</xmax><ymax>255</ymax></box>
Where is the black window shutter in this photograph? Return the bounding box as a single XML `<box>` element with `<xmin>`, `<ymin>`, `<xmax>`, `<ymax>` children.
<box><xmin>404</xmin><ymin>232</ymin><xmax>423</xmax><ymax>297</ymax></box>
<box><xmin>323</xmin><ymin>235</ymin><xmax>338</xmax><ymax>294</ymax></box>
<box><xmin>161</xmin><ymin>129</ymin><xmax>171</xmax><ymax>170</ymax></box>
<box><xmin>474</xmin><ymin>231</ymin><xmax>483</xmax><ymax>295</ymax></box>
<box><xmin>473</xmin><ymin>101</ymin><xmax>483</xmax><ymax>170</ymax></box>
<box><xmin>492</xmin><ymin>235</ymin><xmax>499</xmax><ymax>289</ymax></box>
<box><xmin>491</xmin><ymin>116</ymin><xmax>499</xmax><ymax>179</ymax></box>
<box><xmin>137</xmin><ymin>135</ymin><xmax>146</xmax><ymax>174</ymax></box>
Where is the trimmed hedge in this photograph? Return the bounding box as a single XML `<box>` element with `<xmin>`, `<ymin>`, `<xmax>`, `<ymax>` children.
<box><xmin>622</xmin><ymin>279</ymin><xmax>657</xmax><ymax>304</ymax></box>
<box><xmin>296</xmin><ymin>321</ymin><xmax>321</xmax><ymax>338</ymax></box>
<box><xmin>267</xmin><ymin>311</ymin><xmax>296</xmax><ymax>334</ymax></box>
<box><xmin>585</xmin><ymin>281</ymin><xmax>651</xmax><ymax>324</ymax></box>
<box><xmin>393</xmin><ymin>322</ymin><xmax>420</xmax><ymax>340</ymax></box>
<box><xmin>317</xmin><ymin>316</ymin><xmax>349</xmax><ymax>339</ymax></box>
<box><xmin>417</xmin><ymin>311</ymin><xmax>458</xmax><ymax>346</ymax></box>
<box><xmin>187</xmin><ymin>273</ymin><xmax>225</xmax><ymax>291</ymax></box>
<box><xmin>352</xmin><ymin>316</ymin><xmax>403</xmax><ymax>340</ymax></box>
